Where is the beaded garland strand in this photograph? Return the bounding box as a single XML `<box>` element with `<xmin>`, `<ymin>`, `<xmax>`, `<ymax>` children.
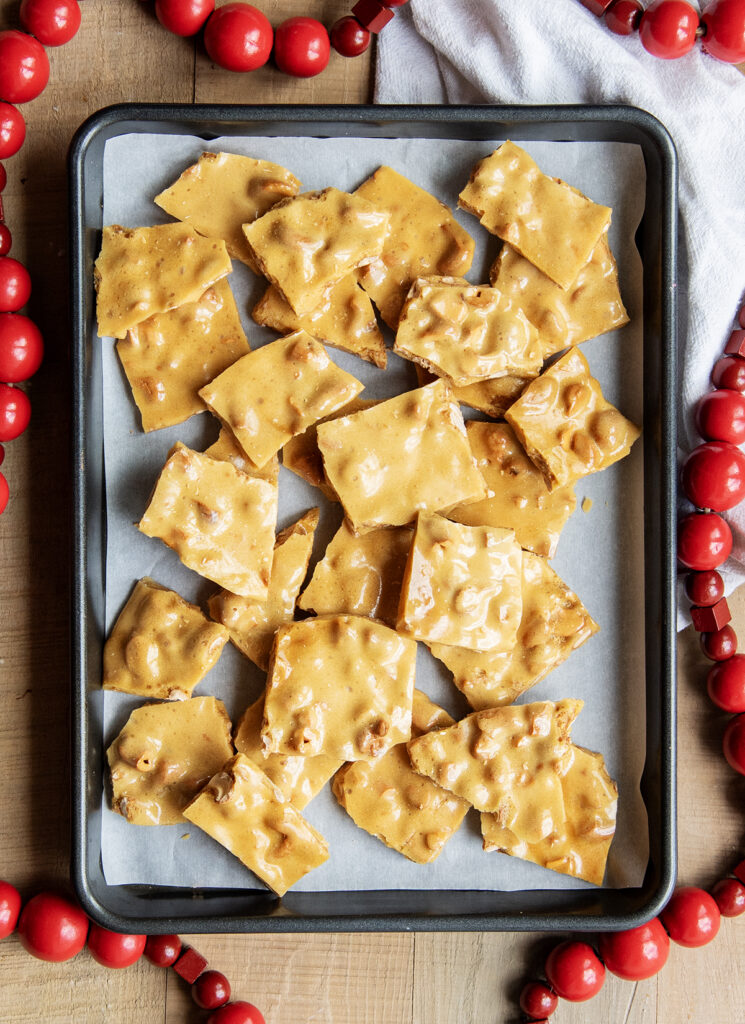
<box><xmin>3</xmin><ymin>1</ymin><xmax>745</xmax><ymax>1022</ymax></box>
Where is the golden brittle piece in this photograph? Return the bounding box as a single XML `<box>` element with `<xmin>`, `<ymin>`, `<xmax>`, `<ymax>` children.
<box><xmin>407</xmin><ymin>699</ymin><xmax>583</xmax><ymax>819</ymax></box>
<box><xmin>505</xmin><ymin>346</ymin><xmax>641</xmax><ymax>490</ymax></box>
<box><xmin>138</xmin><ymin>443</ymin><xmax>278</xmax><ymax>600</ymax></box>
<box><xmin>233</xmin><ymin>694</ymin><xmax>342</xmax><ymax>810</ymax></box>
<box><xmin>459</xmin><ymin>142</ymin><xmax>612</xmax><ymax>291</ymax></box>
<box><xmin>243</xmin><ymin>188</ymin><xmax>390</xmax><ymax>316</ymax></box>
<box><xmin>430</xmin><ymin>552</ymin><xmax>599</xmax><ymax>711</ymax></box>
<box><xmin>491</xmin><ymin>235</ymin><xmax>629</xmax><ymax>357</ymax></box>
<box><xmin>204</xmin><ymin>427</ymin><xmax>279</xmax><ymax>486</ymax></box>
<box><xmin>413</xmin><ymin>363</ymin><xmax>531</xmax><ymax>419</ymax></box>
<box><xmin>154</xmin><ymin>151</ymin><xmax>301</xmax><ymax>269</ymax></box>
<box><xmin>317</xmin><ymin>380</ymin><xmax>486</xmax><ymax>533</ymax></box>
<box><xmin>354</xmin><ymin>165</ymin><xmax>475</xmax><ymax>328</ymax></box>
<box><xmin>107</xmin><ymin>697</ymin><xmax>233</xmax><ymax>826</ymax></box>
<box><xmin>282</xmin><ymin>397</ymin><xmax>377</xmax><ymax>502</ymax></box>
<box><xmin>103</xmin><ymin>578</ymin><xmax>228</xmax><ymax>700</ymax></box>
<box><xmin>208</xmin><ymin>508</ymin><xmax>319</xmax><ymax>671</ymax></box>
<box><xmin>398</xmin><ymin>513</ymin><xmax>523</xmax><ymax>653</ymax></box>
<box><xmin>448</xmin><ymin>421</ymin><xmax>576</xmax><ymax>559</ymax></box>
<box><xmin>481</xmin><ymin>744</ymin><xmax>617</xmax><ymax>885</ymax></box>
<box><xmin>94</xmin><ymin>223</ymin><xmax>231</xmax><ymax>339</ymax></box>
<box><xmin>332</xmin><ymin>691</ymin><xmax>470</xmax><ymax>864</ymax></box>
<box><xmin>262</xmin><ymin>615</ymin><xmax>416</xmax><ymax>761</ymax></box>
<box><xmin>199</xmin><ymin>331</ymin><xmax>364</xmax><ymax>469</ymax></box>
<box><xmin>394</xmin><ymin>276</ymin><xmax>542</xmax><ymax>386</ymax></box>
<box><xmin>253</xmin><ymin>276</ymin><xmax>387</xmax><ymax>368</ymax></box>
<box><xmin>183</xmin><ymin>753</ymin><xmax>329</xmax><ymax>897</ymax></box>
<box><xmin>116</xmin><ymin>279</ymin><xmax>250</xmax><ymax>432</ymax></box>
<box><xmin>298</xmin><ymin>519</ymin><xmax>413</xmax><ymax>629</ymax></box>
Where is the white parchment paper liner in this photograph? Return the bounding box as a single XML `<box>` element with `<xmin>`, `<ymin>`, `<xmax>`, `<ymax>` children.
<box><xmin>97</xmin><ymin>132</ymin><xmax>647</xmax><ymax>893</ymax></box>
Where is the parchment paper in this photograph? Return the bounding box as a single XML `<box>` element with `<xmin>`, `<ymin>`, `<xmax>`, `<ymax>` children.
<box><xmin>98</xmin><ymin>132</ymin><xmax>647</xmax><ymax>893</ymax></box>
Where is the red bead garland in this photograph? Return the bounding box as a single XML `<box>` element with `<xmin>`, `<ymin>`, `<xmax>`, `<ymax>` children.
<box><xmin>580</xmin><ymin>0</ymin><xmax>745</xmax><ymax>62</ymax></box>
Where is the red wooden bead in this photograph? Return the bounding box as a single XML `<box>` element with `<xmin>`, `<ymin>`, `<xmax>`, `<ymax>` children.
<box><xmin>208</xmin><ymin>1002</ymin><xmax>266</xmax><ymax>1024</ymax></box>
<box><xmin>330</xmin><ymin>16</ymin><xmax>371</xmax><ymax>57</ymax></box>
<box><xmin>681</xmin><ymin>441</ymin><xmax>745</xmax><ymax>510</ymax></box>
<box><xmin>606</xmin><ymin>0</ymin><xmax>644</xmax><ymax>33</ymax></box>
<box><xmin>723</xmin><ymin>713</ymin><xmax>745</xmax><ymax>773</ymax></box>
<box><xmin>597</xmin><ymin>917</ymin><xmax>670</xmax><ymax>980</ymax></box>
<box><xmin>708</xmin><ymin>654</ymin><xmax>745</xmax><ymax>711</ymax></box>
<box><xmin>677</xmin><ymin>511</ymin><xmax>733</xmax><ymax>570</ymax></box>
<box><xmin>0</xmin><ymin>443</ymin><xmax>4</xmax><ymax>466</ymax></box>
<box><xmin>173</xmin><ymin>945</ymin><xmax>208</xmax><ymax>984</ymax></box>
<box><xmin>733</xmin><ymin>857</ymin><xmax>745</xmax><ymax>885</ymax></box>
<box><xmin>639</xmin><ymin>0</ymin><xmax>700</xmax><ymax>57</ymax></box>
<box><xmin>724</xmin><ymin>329</ymin><xmax>745</xmax><ymax>357</ymax></box>
<box><xmin>351</xmin><ymin>0</ymin><xmax>395</xmax><ymax>32</ymax></box>
<box><xmin>0</xmin><ymin>470</ymin><xmax>7</xmax><ymax>514</ymax></box>
<box><xmin>519</xmin><ymin>980</ymin><xmax>558</xmax><ymax>1018</ymax></box>
<box><xmin>711</xmin><ymin>354</ymin><xmax>745</xmax><ymax>392</ymax></box>
<box><xmin>144</xmin><ymin>933</ymin><xmax>182</xmax><ymax>967</ymax></box>
<box><xmin>691</xmin><ymin>596</ymin><xmax>731</xmax><ymax>632</ymax></box>
<box><xmin>544</xmin><ymin>940</ymin><xmax>605</xmax><ymax>1002</ymax></box>
<box><xmin>580</xmin><ymin>0</ymin><xmax>616</xmax><ymax>13</ymax></box>
<box><xmin>0</xmin><ymin>165</ymin><xmax>5</xmax><ymax>192</ymax></box>
<box><xmin>701</xmin><ymin>0</ymin><xmax>745</xmax><ymax>63</ymax></box>
<box><xmin>685</xmin><ymin>569</ymin><xmax>724</xmax><ymax>606</ymax></box>
<box><xmin>0</xmin><ymin>226</ymin><xmax>11</xmax><ymax>256</ymax></box>
<box><xmin>711</xmin><ymin>877</ymin><xmax>745</xmax><ymax>916</ymax></box>
<box><xmin>740</xmin><ymin>301</ymin><xmax>745</xmax><ymax>329</ymax></box>
<box><xmin>661</xmin><ymin>886</ymin><xmax>721</xmax><ymax>946</ymax></box>
<box><xmin>193</xmin><ymin>970</ymin><xmax>231</xmax><ymax>1010</ymax></box>
<box><xmin>700</xmin><ymin>622</ymin><xmax>737</xmax><ymax>661</ymax></box>
<box><xmin>695</xmin><ymin>389</ymin><xmax>745</xmax><ymax>444</ymax></box>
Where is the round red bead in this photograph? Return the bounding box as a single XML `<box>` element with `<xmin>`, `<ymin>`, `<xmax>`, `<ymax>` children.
<box><xmin>695</xmin><ymin>389</ymin><xmax>745</xmax><ymax>444</ymax></box>
<box><xmin>207</xmin><ymin>1002</ymin><xmax>266</xmax><ymax>1024</ymax></box>
<box><xmin>0</xmin><ymin>442</ymin><xmax>4</xmax><ymax>466</ymax></box>
<box><xmin>685</xmin><ymin>569</ymin><xmax>724</xmax><ymax>606</ymax></box>
<box><xmin>606</xmin><ymin>0</ymin><xmax>644</xmax><ymax>33</ymax></box>
<box><xmin>274</xmin><ymin>17</ymin><xmax>330</xmax><ymax>78</ymax></box>
<box><xmin>681</xmin><ymin>441</ymin><xmax>745</xmax><ymax>511</ymax></box>
<box><xmin>677</xmin><ymin>511</ymin><xmax>732</xmax><ymax>570</ymax></box>
<box><xmin>0</xmin><ymin>260</ymin><xmax>32</xmax><ymax>313</ymax></box>
<box><xmin>86</xmin><ymin>925</ymin><xmax>146</xmax><ymax>969</ymax></box>
<box><xmin>639</xmin><ymin>0</ymin><xmax>700</xmax><ymax>57</ymax></box>
<box><xmin>0</xmin><ymin>165</ymin><xmax>5</xmax><ymax>192</ymax></box>
<box><xmin>544</xmin><ymin>940</ymin><xmax>605</xmax><ymax>1002</ymax></box>
<box><xmin>661</xmin><ymin>886</ymin><xmax>721</xmax><ymax>946</ymax></box>
<box><xmin>0</xmin><ymin>226</ymin><xmax>11</xmax><ymax>256</ymax></box>
<box><xmin>193</xmin><ymin>970</ymin><xmax>231</xmax><ymax>1010</ymax></box>
<box><xmin>0</xmin><ymin>879</ymin><xmax>21</xmax><ymax>938</ymax></box>
<box><xmin>144</xmin><ymin>933</ymin><xmax>182</xmax><ymax>967</ymax></box>
<box><xmin>0</xmin><ymin>103</ymin><xmax>26</xmax><ymax>160</ymax></box>
<box><xmin>330</xmin><ymin>16</ymin><xmax>371</xmax><ymax>57</ymax></box>
<box><xmin>708</xmin><ymin>654</ymin><xmax>745</xmax><ymax>711</ymax></box>
<box><xmin>711</xmin><ymin>877</ymin><xmax>745</xmax><ymax>916</ymax></box>
<box><xmin>723</xmin><ymin>713</ymin><xmax>745</xmax><ymax>774</ymax></box>
<box><xmin>19</xmin><ymin>0</ymin><xmax>82</xmax><ymax>47</ymax></box>
<box><xmin>700</xmin><ymin>623</ymin><xmax>737</xmax><ymax>661</ymax></box>
<box><xmin>0</xmin><ymin>30</ymin><xmax>50</xmax><ymax>103</ymax></box>
<box><xmin>701</xmin><ymin>0</ymin><xmax>745</xmax><ymax>62</ymax></box>
<box><xmin>712</xmin><ymin>355</ymin><xmax>745</xmax><ymax>393</ymax></box>
<box><xmin>519</xmin><ymin>980</ymin><xmax>558</xmax><ymax>1018</ymax></box>
<box><xmin>597</xmin><ymin>917</ymin><xmax>670</xmax><ymax>980</ymax></box>
<box><xmin>0</xmin><ymin>470</ymin><xmax>7</xmax><ymax>514</ymax></box>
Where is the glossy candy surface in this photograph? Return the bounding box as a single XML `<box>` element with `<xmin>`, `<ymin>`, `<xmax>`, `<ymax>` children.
<box><xmin>660</xmin><ymin>886</ymin><xmax>721</xmax><ymax>946</ymax></box>
<box><xmin>544</xmin><ymin>940</ymin><xmax>605</xmax><ymax>1001</ymax></box>
<box><xmin>597</xmin><ymin>917</ymin><xmax>670</xmax><ymax>980</ymax></box>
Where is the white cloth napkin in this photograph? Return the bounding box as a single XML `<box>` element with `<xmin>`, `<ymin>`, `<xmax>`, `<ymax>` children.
<box><xmin>376</xmin><ymin>0</ymin><xmax>745</xmax><ymax>620</ymax></box>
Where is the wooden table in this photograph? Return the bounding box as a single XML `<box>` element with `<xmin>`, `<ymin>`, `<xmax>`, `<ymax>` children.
<box><xmin>1</xmin><ymin>1</ymin><xmax>744</xmax><ymax>1020</ymax></box>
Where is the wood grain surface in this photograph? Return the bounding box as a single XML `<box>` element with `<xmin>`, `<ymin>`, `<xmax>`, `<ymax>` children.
<box><xmin>0</xmin><ymin>1</ymin><xmax>743</xmax><ymax>1022</ymax></box>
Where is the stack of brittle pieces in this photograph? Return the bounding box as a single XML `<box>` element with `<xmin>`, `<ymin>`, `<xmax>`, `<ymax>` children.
<box><xmin>96</xmin><ymin>141</ymin><xmax>638</xmax><ymax>897</ymax></box>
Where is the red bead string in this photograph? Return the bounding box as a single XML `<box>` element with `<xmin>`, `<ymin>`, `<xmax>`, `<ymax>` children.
<box><xmin>579</xmin><ymin>0</ymin><xmax>745</xmax><ymax>62</ymax></box>
<box><xmin>516</xmin><ymin>293</ymin><xmax>745</xmax><ymax>1020</ymax></box>
<box><xmin>149</xmin><ymin>0</ymin><xmax>410</xmax><ymax>76</ymax></box>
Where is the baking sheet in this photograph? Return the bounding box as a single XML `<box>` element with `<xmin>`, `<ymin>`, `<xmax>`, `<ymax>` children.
<box><xmin>97</xmin><ymin>132</ymin><xmax>647</xmax><ymax>893</ymax></box>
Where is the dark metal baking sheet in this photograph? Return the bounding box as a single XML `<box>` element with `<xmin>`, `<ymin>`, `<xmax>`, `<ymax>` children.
<box><xmin>70</xmin><ymin>103</ymin><xmax>677</xmax><ymax>935</ymax></box>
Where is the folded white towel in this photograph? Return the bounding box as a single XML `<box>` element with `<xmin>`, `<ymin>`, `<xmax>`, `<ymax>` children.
<box><xmin>377</xmin><ymin>1</ymin><xmax>745</xmax><ymax>617</ymax></box>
